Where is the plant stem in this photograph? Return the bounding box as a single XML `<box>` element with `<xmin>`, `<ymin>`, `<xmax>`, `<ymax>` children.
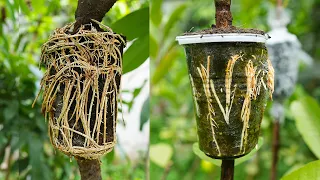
<box><xmin>76</xmin><ymin>157</ymin><xmax>102</xmax><ymax>180</ymax></box>
<box><xmin>271</xmin><ymin>119</ymin><xmax>280</xmax><ymax>180</ymax></box>
<box><xmin>214</xmin><ymin>0</ymin><xmax>233</xmax><ymax>28</ymax></box>
<box><xmin>221</xmin><ymin>160</ymin><xmax>234</xmax><ymax>180</ymax></box>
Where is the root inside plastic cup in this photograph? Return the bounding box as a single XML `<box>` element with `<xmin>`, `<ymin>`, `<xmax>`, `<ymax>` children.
<box><xmin>177</xmin><ymin>33</ymin><xmax>273</xmax><ymax>159</ymax></box>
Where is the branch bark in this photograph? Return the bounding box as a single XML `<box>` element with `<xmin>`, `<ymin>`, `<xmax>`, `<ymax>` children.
<box><xmin>215</xmin><ymin>0</ymin><xmax>232</xmax><ymax>28</ymax></box>
<box><xmin>221</xmin><ymin>160</ymin><xmax>234</xmax><ymax>180</ymax></box>
<box><xmin>271</xmin><ymin>120</ymin><xmax>280</xmax><ymax>180</ymax></box>
<box><xmin>76</xmin><ymin>157</ymin><xmax>102</xmax><ymax>180</ymax></box>
<box><xmin>74</xmin><ymin>0</ymin><xmax>117</xmax><ymax>32</ymax></box>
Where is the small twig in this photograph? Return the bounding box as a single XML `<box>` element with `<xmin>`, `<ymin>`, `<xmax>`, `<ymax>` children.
<box><xmin>271</xmin><ymin>119</ymin><xmax>280</xmax><ymax>180</ymax></box>
<box><xmin>221</xmin><ymin>160</ymin><xmax>234</xmax><ymax>180</ymax></box>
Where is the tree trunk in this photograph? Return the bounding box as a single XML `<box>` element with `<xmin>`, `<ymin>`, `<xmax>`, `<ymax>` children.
<box><xmin>214</xmin><ymin>0</ymin><xmax>232</xmax><ymax>28</ymax></box>
<box><xmin>77</xmin><ymin>157</ymin><xmax>102</xmax><ymax>180</ymax></box>
<box><xmin>73</xmin><ymin>1</ymin><xmax>117</xmax><ymax>179</ymax></box>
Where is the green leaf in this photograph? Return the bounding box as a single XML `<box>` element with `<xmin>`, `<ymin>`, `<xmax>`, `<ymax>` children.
<box><xmin>133</xmin><ymin>80</ymin><xmax>147</xmax><ymax>97</ymax></box>
<box><xmin>31</xmin><ymin>0</ymin><xmax>45</xmax><ymax>14</ymax></box>
<box><xmin>281</xmin><ymin>160</ymin><xmax>320</xmax><ymax>180</ymax></box>
<box><xmin>150</xmin><ymin>0</ymin><xmax>162</xmax><ymax>26</ymax></box>
<box><xmin>46</xmin><ymin>0</ymin><xmax>61</xmax><ymax>16</ymax></box>
<box><xmin>149</xmin><ymin>35</ymin><xmax>158</xmax><ymax>59</ymax></box>
<box><xmin>105</xmin><ymin>149</ymin><xmax>115</xmax><ymax>163</ymax></box>
<box><xmin>140</xmin><ymin>97</ymin><xmax>149</xmax><ymax>130</ymax></box>
<box><xmin>10</xmin><ymin>134</ymin><xmax>20</xmax><ymax>151</ymax></box>
<box><xmin>19</xmin><ymin>0</ymin><xmax>30</xmax><ymax>15</ymax></box>
<box><xmin>123</xmin><ymin>35</ymin><xmax>149</xmax><ymax>74</ymax></box>
<box><xmin>150</xmin><ymin>143</ymin><xmax>173</xmax><ymax>168</ymax></box>
<box><xmin>28</xmin><ymin>134</ymin><xmax>51</xmax><ymax>180</ymax></box>
<box><xmin>0</xmin><ymin>132</ymin><xmax>8</xmax><ymax>148</ymax></box>
<box><xmin>16</xmin><ymin>157</ymin><xmax>29</xmax><ymax>173</ymax></box>
<box><xmin>111</xmin><ymin>7</ymin><xmax>149</xmax><ymax>41</ymax></box>
<box><xmin>163</xmin><ymin>4</ymin><xmax>187</xmax><ymax>38</ymax></box>
<box><xmin>151</xmin><ymin>47</ymin><xmax>179</xmax><ymax>85</ymax></box>
<box><xmin>193</xmin><ymin>137</ymin><xmax>264</xmax><ymax>166</ymax></box>
<box><xmin>4</xmin><ymin>100</ymin><xmax>19</xmax><ymax>121</ymax></box>
<box><xmin>5</xmin><ymin>0</ymin><xmax>16</xmax><ymax>21</ymax></box>
<box><xmin>290</xmin><ymin>96</ymin><xmax>320</xmax><ymax>159</ymax></box>
<box><xmin>121</xmin><ymin>99</ymin><xmax>133</xmax><ymax>112</ymax></box>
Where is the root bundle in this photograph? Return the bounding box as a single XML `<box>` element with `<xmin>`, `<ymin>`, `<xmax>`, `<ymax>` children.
<box><xmin>193</xmin><ymin>53</ymin><xmax>274</xmax><ymax>154</ymax></box>
<box><xmin>34</xmin><ymin>22</ymin><xmax>125</xmax><ymax>159</ymax></box>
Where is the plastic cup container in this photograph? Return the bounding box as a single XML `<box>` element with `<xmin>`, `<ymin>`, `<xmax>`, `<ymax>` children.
<box><xmin>177</xmin><ymin>33</ymin><xmax>273</xmax><ymax>159</ymax></box>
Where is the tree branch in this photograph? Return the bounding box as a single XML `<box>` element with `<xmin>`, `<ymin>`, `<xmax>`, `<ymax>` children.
<box><xmin>221</xmin><ymin>160</ymin><xmax>234</xmax><ymax>180</ymax></box>
<box><xmin>74</xmin><ymin>0</ymin><xmax>117</xmax><ymax>32</ymax></box>
<box><xmin>215</xmin><ymin>0</ymin><xmax>232</xmax><ymax>28</ymax></box>
<box><xmin>76</xmin><ymin>157</ymin><xmax>102</xmax><ymax>180</ymax></box>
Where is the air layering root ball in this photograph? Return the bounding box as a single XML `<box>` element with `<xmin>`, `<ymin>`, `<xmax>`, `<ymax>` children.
<box><xmin>177</xmin><ymin>34</ymin><xmax>274</xmax><ymax>159</ymax></box>
<box><xmin>34</xmin><ymin>22</ymin><xmax>126</xmax><ymax>159</ymax></box>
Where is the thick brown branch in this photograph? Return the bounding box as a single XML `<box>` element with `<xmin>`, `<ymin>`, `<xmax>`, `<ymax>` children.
<box><xmin>221</xmin><ymin>160</ymin><xmax>234</xmax><ymax>180</ymax></box>
<box><xmin>76</xmin><ymin>157</ymin><xmax>102</xmax><ymax>180</ymax></box>
<box><xmin>74</xmin><ymin>0</ymin><xmax>117</xmax><ymax>32</ymax></box>
<box><xmin>215</xmin><ymin>0</ymin><xmax>232</xmax><ymax>28</ymax></box>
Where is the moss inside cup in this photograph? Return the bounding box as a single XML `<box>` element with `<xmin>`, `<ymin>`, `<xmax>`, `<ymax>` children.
<box><xmin>177</xmin><ymin>31</ymin><xmax>274</xmax><ymax>159</ymax></box>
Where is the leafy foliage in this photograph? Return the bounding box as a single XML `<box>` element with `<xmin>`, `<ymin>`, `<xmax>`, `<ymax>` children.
<box><xmin>281</xmin><ymin>160</ymin><xmax>320</xmax><ymax>180</ymax></box>
<box><xmin>290</xmin><ymin>94</ymin><xmax>320</xmax><ymax>159</ymax></box>
<box><xmin>112</xmin><ymin>7</ymin><xmax>149</xmax><ymax>74</ymax></box>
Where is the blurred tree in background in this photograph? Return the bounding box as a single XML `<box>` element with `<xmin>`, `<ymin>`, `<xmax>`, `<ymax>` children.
<box><xmin>0</xmin><ymin>0</ymin><xmax>149</xmax><ymax>179</ymax></box>
<box><xmin>150</xmin><ymin>0</ymin><xmax>320</xmax><ymax>179</ymax></box>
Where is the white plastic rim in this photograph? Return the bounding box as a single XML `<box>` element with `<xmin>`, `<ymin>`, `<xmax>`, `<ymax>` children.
<box><xmin>176</xmin><ymin>33</ymin><xmax>269</xmax><ymax>45</ymax></box>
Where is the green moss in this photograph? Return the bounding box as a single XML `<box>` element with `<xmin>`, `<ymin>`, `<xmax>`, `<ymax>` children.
<box><xmin>184</xmin><ymin>42</ymin><xmax>270</xmax><ymax>159</ymax></box>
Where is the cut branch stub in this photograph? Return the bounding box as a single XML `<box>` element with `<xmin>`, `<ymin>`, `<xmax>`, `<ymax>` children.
<box><xmin>36</xmin><ymin>23</ymin><xmax>126</xmax><ymax>159</ymax></box>
<box><xmin>215</xmin><ymin>0</ymin><xmax>232</xmax><ymax>28</ymax></box>
<box><xmin>184</xmin><ymin>42</ymin><xmax>273</xmax><ymax>159</ymax></box>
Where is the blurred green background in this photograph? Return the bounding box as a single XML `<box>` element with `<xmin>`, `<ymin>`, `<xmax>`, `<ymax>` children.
<box><xmin>0</xmin><ymin>0</ymin><xmax>149</xmax><ymax>179</ymax></box>
<box><xmin>150</xmin><ymin>0</ymin><xmax>320</xmax><ymax>179</ymax></box>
